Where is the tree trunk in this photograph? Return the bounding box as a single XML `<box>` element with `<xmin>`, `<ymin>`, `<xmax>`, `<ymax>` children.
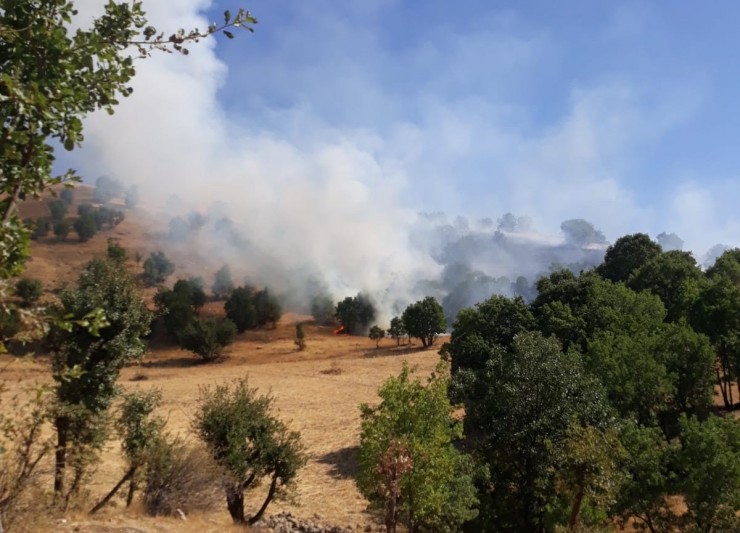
<box><xmin>126</xmin><ymin>473</ymin><xmax>137</xmax><ymax>507</ymax></box>
<box><xmin>384</xmin><ymin>494</ymin><xmax>397</xmax><ymax>533</ymax></box>
<box><xmin>89</xmin><ymin>466</ymin><xmax>136</xmax><ymax>514</ymax></box>
<box><xmin>225</xmin><ymin>485</ymin><xmax>245</xmax><ymax>524</ymax></box>
<box><xmin>53</xmin><ymin>416</ymin><xmax>69</xmax><ymax>499</ymax></box>
<box><xmin>717</xmin><ymin>367</ymin><xmax>730</xmax><ymax>409</ymax></box>
<box><xmin>568</xmin><ymin>483</ymin><xmax>585</xmax><ymax>531</ymax></box>
<box><xmin>248</xmin><ymin>474</ymin><xmax>278</xmax><ymax>525</ymax></box>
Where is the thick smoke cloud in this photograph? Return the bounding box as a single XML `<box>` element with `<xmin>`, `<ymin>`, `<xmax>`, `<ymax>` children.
<box><xmin>64</xmin><ymin>2</ymin><xmax>734</xmax><ymax>324</ymax></box>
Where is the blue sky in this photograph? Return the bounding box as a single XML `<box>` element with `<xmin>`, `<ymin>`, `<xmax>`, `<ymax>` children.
<box><xmin>69</xmin><ymin>0</ymin><xmax>740</xmax><ymax>278</ymax></box>
<box><xmin>186</xmin><ymin>0</ymin><xmax>739</xmax><ymax>253</ymax></box>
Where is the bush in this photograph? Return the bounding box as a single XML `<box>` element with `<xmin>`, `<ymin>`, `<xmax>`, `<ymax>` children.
<box><xmin>224</xmin><ymin>286</ymin><xmax>257</xmax><ymax>332</ymax></box>
<box><xmin>179</xmin><ymin>317</ymin><xmax>237</xmax><ymax>361</ymax></box>
<box><xmin>387</xmin><ymin>316</ymin><xmax>407</xmax><ymax>345</ymax></box>
<box><xmin>74</xmin><ymin>213</ymin><xmax>97</xmax><ymax>242</ymax></box>
<box><xmin>53</xmin><ymin>219</ymin><xmax>71</xmax><ymax>241</ymax></box>
<box><xmin>295</xmin><ymin>322</ymin><xmax>306</xmax><ymax>351</ymax></box>
<box><xmin>106</xmin><ymin>238</ymin><xmax>127</xmax><ymax>263</ymax></box>
<box><xmin>212</xmin><ymin>265</ymin><xmax>234</xmax><ymax>299</ymax></box>
<box><xmin>0</xmin><ymin>306</ymin><xmax>21</xmax><ymax>340</ymax></box>
<box><xmin>142</xmin><ymin>437</ymin><xmax>221</xmax><ymax>517</ymax></box>
<box><xmin>194</xmin><ymin>378</ymin><xmax>306</xmax><ymax>525</ymax></box>
<box><xmin>31</xmin><ymin>218</ymin><xmax>49</xmax><ymax>240</ymax></box>
<box><xmin>143</xmin><ymin>251</ymin><xmax>175</xmax><ymax>285</ymax></box>
<box><xmin>254</xmin><ymin>289</ymin><xmax>281</xmax><ymax>328</ymax></box>
<box><xmin>335</xmin><ymin>293</ymin><xmax>376</xmax><ymax>335</ymax></box>
<box><xmin>48</xmin><ymin>199</ymin><xmax>68</xmax><ymax>221</ymax></box>
<box><xmin>369</xmin><ymin>325</ymin><xmax>385</xmax><ymax>348</ymax></box>
<box><xmin>15</xmin><ymin>278</ymin><xmax>42</xmax><ymax>306</ymax></box>
<box><xmin>60</xmin><ymin>188</ymin><xmax>74</xmax><ymax>204</ymax></box>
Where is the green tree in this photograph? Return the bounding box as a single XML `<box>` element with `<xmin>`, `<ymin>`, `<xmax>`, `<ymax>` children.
<box><xmin>358</xmin><ymin>363</ymin><xmax>478</xmax><ymax>533</ymax></box>
<box><xmin>447</xmin><ymin>294</ymin><xmax>534</xmax><ymax>372</ymax></box>
<box><xmin>53</xmin><ymin>219</ymin><xmax>71</xmax><ymax>241</ymax></box>
<box><xmin>628</xmin><ymin>250</ymin><xmax>704</xmax><ymax>322</ymax></box>
<box><xmin>224</xmin><ymin>286</ymin><xmax>257</xmax><ymax>332</ymax></box>
<box><xmin>14</xmin><ymin>277</ymin><xmax>42</xmax><ymax>307</ymax></box>
<box><xmin>194</xmin><ymin>378</ymin><xmax>306</xmax><ymax>525</ymax></box>
<box><xmin>675</xmin><ymin>415</ymin><xmax>740</xmax><ymax>533</ymax></box>
<box><xmin>142</xmin><ymin>251</ymin><xmax>175</xmax><ymax>285</ymax></box>
<box><xmin>31</xmin><ymin>218</ymin><xmax>49</xmax><ymax>240</ymax></box>
<box><xmin>60</xmin><ymin>188</ymin><xmax>75</xmax><ymax>205</ymax></box>
<box><xmin>401</xmin><ymin>296</ymin><xmax>446</xmax><ymax>348</ymax></box>
<box><xmin>90</xmin><ymin>389</ymin><xmax>166</xmax><ymax>513</ymax></box>
<box><xmin>387</xmin><ymin>316</ymin><xmax>407</xmax><ymax>345</ymax></box>
<box><xmin>73</xmin><ymin>213</ymin><xmax>97</xmax><ymax>242</ymax></box>
<box><xmin>560</xmin><ymin>219</ymin><xmax>606</xmax><ymax>246</ymax></box>
<box><xmin>369</xmin><ymin>325</ymin><xmax>385</xmax><ymax>348</ymax></box>
<box><xmin>597</xmin><ymin>233</ymin><xmax>662</xmax><ymax>283</ymax></box>
<box><xmin>212</xmin><ymin>265</ymin><xmax>234</xmax><ymax>299</ymax></box>
<box><xmin>48</xmin><ymin>200</ymin><xmax>68</xmax><ymax>221</ymax></box>
<box><xmin>50</xmin><ymin>259</ymin><xmax>152</xmax><ymax>497</ymax></box>
<box><xmin>179</xmin><ymin>317</ymin><xmax>236</xmax><ymax>362</ymax></box>
<box><xmin>449</xmin><ymin>332</ymin><xmax>610</xmax><ymax>532</ymax></box>
<box><xmin>254</xmin><ymin>288</ymin><xmax>281</xmax><ymax>328</ymax></box>
<box><xmin>335</xmin><ymin>293</ymin><xmax>376</xmax><ymax>335</ymax></box>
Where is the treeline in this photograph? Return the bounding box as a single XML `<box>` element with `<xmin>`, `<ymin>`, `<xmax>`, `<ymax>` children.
<box><xmin>357</xmin><ymin>233</ymin><xmax>740</xmax><ymax>533</ymax></box>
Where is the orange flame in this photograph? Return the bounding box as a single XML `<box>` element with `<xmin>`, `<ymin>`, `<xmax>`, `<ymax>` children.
<box><xmin>333</xmin><ymin>325</ymin><xmax>345</xmax><ymax>335</ymax></box>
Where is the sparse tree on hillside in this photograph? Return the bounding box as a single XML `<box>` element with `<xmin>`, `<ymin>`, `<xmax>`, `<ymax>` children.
<box><xmin>31</xmin><ymin>218</ymin><xmax>50</xmax><ymax>240</ymax></box>
<box><xmin>388</xmin><ymin>316</ymin><xmax>407</xmax><ymax>345</ymax></box>
<box><xmin>401</xmin><ymin>296</ymin><xmax>446</xmax><ymax>348</ymax></box>
<box><xmin>369</xmin><ymin>325</ymin><xmax>385</xmax><ymax>348</ymax></box>
<box><xmin>143</xmin><ymin>251</ymin><xmax>175</xmax><ymax>285</ymax></box>
<box><xmin>212</xmin><ymin>265</ymin><xmax>234</xmax><ymax>299</ymax></box>
<box><xmin>335</xmin><ymin>293</ymin><xmax>376</xmax><ymax>335</ymax></box>
<box><xmin>60</xmin><ymin>188</ymin><xmax>75</xmax><ymax>205</ymax></box>
<box><xmin>54</xmin><ymin>219</ymin><xmax>71</xmax><ymax>241</ymax></box>
<box><xmin>294</xmin><ymin>322</ymin><xmax>306</xmax><ymax>351</ymax></box>
<box><xmin>48</xmin><ymin>200</ymin><xmax>68</xmax><ymax>221</ymax></box>
<box><xmin>179</xmin><ymin>317</ymin><xmax>237</xmax><ymax>362</ymax></box>
<box><xmin>50</xmin><ymin>259</ymin><xmax>152</xmax><ymax>498</ymax></box>
<box><xmin>73</xmin><ymin>213</ymin><xmax>97</xmax><ymax>242</ymax></box>
<box><xmin>561</xmin><ymin>219</ymin><xmax>606</xmax><ymax>246</ymax></box>
<box><xmin>656</xmin><ymin>232</ymin><xmax>684</xmax><ymax>251</ymax></box>
<box><xmin>224</xmin><ymin>286</ymin><xmax>257</xmax><ymax>333</ymax></box>
<box><xmin>194</xmin><ymin>378</ymin><xmax>306</xmax><ymax>525</ymax></box>
<box><xmin>254</xmin><ymin>288</ymin><xmax>281</xmax><ymax>328</ymax></box>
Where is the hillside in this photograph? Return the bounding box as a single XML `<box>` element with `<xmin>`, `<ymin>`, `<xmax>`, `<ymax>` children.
<box><xmin>4</xmin><ymin>188</ymin><xmax>441</xmax><ymax>532</ymax></box>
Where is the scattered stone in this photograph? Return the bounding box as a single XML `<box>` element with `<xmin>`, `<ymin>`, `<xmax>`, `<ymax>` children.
<box><xmin>264</xmin><ymin>512</ymin><xmax>354</xmax><ymax>533</ymax></box>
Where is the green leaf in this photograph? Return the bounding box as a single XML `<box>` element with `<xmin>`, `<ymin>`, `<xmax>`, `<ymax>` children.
<box><xmin>223</xmin><ymin>30</ymin><xmax>234</xmax><ymax>39</ymax></box>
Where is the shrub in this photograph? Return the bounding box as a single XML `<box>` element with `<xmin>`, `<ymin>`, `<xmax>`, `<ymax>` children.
<box><xmin>294</xmin><ymin>322</ymin><xmax>306</xmax><ymax>351</ymax></box>
<box><xmin>310</xmin><ymin>293</ymin><xmax>335</xmax><ymax>325</ymax></box>
<box><xmin>335</xmin><ymin>293</ymin><xmax>376</xmax><ymax>335</ymax></box>
<box><xmin>0</xmin><ymin>306</ymin><xmax>21</xmax><ymax>341</ymax></box>
<box><xmin>143</xmin><ymin>251</ymin><xmax>175</xmax><ymax>285</ymax></box>
<box><xmin>254</xmin><ymin>288</ymin><xmax>281</xmax><ymax>328</ymax></box>
<box><xmin>212</xmin><ymin>265</ymin><xmax>234</xmax><ymax>299</ymax></box>
<box><xmin>31</xmin><ymin>218</ymin><xmax>49</xmax><ymax>240</ymax></box>
<box><xmin>224</xmin><ymin>286</ymin><xmax>257</xmax><ymax>332</ymax></box>
<box><xmin>48</xmin><ymin>199</ymin><xmax>68</xmax><ymax>221</ymax></box>
<box><xmin>179</xmin><ymin>317</ymin><xmax>237</xmax><ymax>362</ymax></box>
<box><xmin>73</xmin><ymin>213</ymin><xmax>97</xmax><ymax>242</ymax></box>
<box><xmin>106</xmin><ymin>238</ymin><xmax>127</xmax><ymax>263</ymax></box>
<box><xmin>194</xmin><ymin>378</ymin><xmax>306</xmax><ymax>525</ymax></box>
<box><xmin>387</xmin><ymin>316</ymin><xmax>407</xmax><ymax>345</ymax></box>
<box><xmin>15</xmin><ymin>278</ymin><xmax>42</xmax><ymax>306</ymax></box>
<box><xmin>142</xmin><ymin>436</ymin><xmax>221</xmax><ymax>517</ymax></box>
<box><xmin>60</xmin><ymin>188</ymin><xmax>75</xmax><ymax>204</ymax></box>
<box><xmin>53</xmin><ymin>219</ymin><xmax>71</xmax><ymax>241</ymax></box>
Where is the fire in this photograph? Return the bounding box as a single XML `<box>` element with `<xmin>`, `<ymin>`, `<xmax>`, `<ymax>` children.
<box><xmin>333</xmin><ymin>325</ymin><xmax>345</xmax><ymax>335</ymax></box>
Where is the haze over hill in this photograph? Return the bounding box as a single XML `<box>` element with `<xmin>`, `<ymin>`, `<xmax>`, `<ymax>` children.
<box><xmin>59</xmin><ymin>1</ymin><xmax>740</xmax><ymax>316</ymax></box>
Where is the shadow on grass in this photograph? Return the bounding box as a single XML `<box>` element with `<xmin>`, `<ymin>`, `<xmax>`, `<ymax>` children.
<box><xmin>318</xmin><ymin>445</ymin><xmax>359</xmax><ymax>479</ymax></box>
<box><xmin>363</xmin><ymin>344</ymin><xmax>435</xmax><ymax>358</ymax></box>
